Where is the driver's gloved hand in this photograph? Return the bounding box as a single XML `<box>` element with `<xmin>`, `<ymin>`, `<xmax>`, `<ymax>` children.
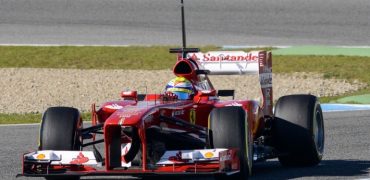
<box><xmin>163</xmin><ymin>91</ymin><xmax>178</xmax><ymax>101</ymax></box>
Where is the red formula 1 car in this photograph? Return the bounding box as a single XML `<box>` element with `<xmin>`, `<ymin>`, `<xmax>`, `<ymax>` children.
<box><xmin>18</xmin><ymin>1</ymin><xmax>324</xmax><ymax>179</ymax></box>
<box><xmin>18</xmin><ymin>48</ymin><xmax>324</xmax><ymax>180</ymax></box>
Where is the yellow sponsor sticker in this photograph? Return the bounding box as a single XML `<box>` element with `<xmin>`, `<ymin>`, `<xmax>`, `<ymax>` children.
<box><xmin>190</xmin><ymin>109</ymin><xmax>196</xmax><ymax>124</ymax></box>
<box><xmin>36</xmin><ymin>154</ymin><xmax>46</xmax><ymax>160</ymax></box>
<box><xmin>204</xmin><ymin>152</ymin><xmax>214</xmax><ymax>158</ymax></box>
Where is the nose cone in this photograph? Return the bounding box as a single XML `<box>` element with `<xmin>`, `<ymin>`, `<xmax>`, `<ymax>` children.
<box><xmin>105</xmin><ymin>106</ymin><xmax>148</xmax><ymax>126</ymax></box>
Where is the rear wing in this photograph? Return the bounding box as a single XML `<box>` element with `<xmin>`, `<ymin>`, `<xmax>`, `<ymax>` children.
<box><xmin>188</xmin><ymin>51</ymin><xmax>273</xmax><ymax>115</ymax></box>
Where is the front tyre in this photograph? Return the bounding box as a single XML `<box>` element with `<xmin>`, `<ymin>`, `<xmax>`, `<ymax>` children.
<box><xmin>210</xmin><ymin>107</ymin><xmax>252</xmax><ymax>179</ymax></box>
<box><xmin>273</xmin><ymin>94</ymin><xmax>324</xmax><ymax>166</ymax></box>
<box><xmin>39</xmin><ymin>107</ymin><xmax>82</xmax><ymax>180</ymax></box>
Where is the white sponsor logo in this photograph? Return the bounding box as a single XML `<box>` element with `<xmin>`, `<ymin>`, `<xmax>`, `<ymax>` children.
<box><xmin>220</xmin><ymin>153</ymin><xmax>232</xmax><ymax>162</ymax></box>
<box><xmin>225</xmin><ymin>102</ymin><xmax>243</xmax><ymax>107</ymax></box>
<box><xmin>172</xmin><ymin>110</ymin><xmax>185</xmax><ymax>116</ymax></box>
<box><xmin>259</xmin><ymin>73</ymin><xmax>272</xmax><ymax>88</ymax></box>
<box><xmin>189</xmin><ymin>51</ymin><xmax>259</xmax><ymax>62</ymax></box>
<box><xmin>105</xmin><ymin>104</ymin><xmax>123</xmax><ymax>110</ymax></box>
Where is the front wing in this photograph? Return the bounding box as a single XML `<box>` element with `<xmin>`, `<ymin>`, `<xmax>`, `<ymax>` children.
<box><xmin>18</xmin><ymin>149</ymin><xmax>240</xmax><ymax>178</ymax></box>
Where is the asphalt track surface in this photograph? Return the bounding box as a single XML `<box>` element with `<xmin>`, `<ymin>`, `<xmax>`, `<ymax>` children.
<box><xmin>2</xmin><ymin>110</ymin><xmax>370</xmax><ymax>180</ymax></box>
<box><xmin>1</xmin><ymin>0</ymin><xmax>370</xmax><ymax>179</ymax></box>
<box><xmin>0</xmin><ymin>0</ymin><xmax>369</xmax><ymax>46</ymax></box>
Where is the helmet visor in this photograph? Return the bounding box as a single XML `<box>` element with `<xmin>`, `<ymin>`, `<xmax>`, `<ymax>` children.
<box><xmin>172</xmin><ymin>91</ymin><xmax>191</xmax><ymax>100</ymax></box>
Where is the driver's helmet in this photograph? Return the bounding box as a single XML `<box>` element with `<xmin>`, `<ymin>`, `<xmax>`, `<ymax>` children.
<box><xmin>165</xmin><ymin>77</ymin><xmax>194</xmax><ymax>100</ymax></box>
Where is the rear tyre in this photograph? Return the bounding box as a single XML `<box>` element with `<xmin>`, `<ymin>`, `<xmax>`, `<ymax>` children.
<box><xmin>273</xmin><ymin>94</ymin><xmax>324</xmax><ymax>166</ymax></box>
<box><xmin>210</xmin><ymin>107</ymin><xmax>252</xmax><ymax>180</ymax></box>
<box><xmin>39</xmin><ymin>107</ymin><xmax>82</xmax><ymax>180</ymax></box>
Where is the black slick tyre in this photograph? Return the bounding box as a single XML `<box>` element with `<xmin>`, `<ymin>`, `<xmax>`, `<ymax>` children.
<box><xmin>39</xmin><ymin>107</ymin><xmax>82</xmax><ymax>180</ymax></box>
<box><xmin>273</xmin><ymin>94</ymin><xmax>324</xmax><ymax>166</ymax></box>
<box><xmin>210</xmin><ymin>106</ymin><xmax>252</xmax><ymax>180</ymax></box>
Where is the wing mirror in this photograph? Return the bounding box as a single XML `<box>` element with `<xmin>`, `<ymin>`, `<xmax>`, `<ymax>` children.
<box><xmin>121</xmin><ymin>90</ymin><xmax>138</xmax><ymax>101</ymax></box>
<box><xmin>197</xmin><ymin>90</ymin><xmax>216</xmax><ymax>96</ymax></box>
<box><xmin>193</xmin><ymin>90</ymin><xmax>216</xmax><ymax>103</ymax></box>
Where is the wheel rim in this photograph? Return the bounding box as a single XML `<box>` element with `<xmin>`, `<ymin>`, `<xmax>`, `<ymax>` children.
<box><xmin>313</xmin><ymin>108</ymin><xmax>324</xmax><ymax>155</ymax></box>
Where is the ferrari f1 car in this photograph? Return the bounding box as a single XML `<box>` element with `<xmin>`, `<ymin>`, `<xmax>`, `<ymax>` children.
<box><xmin>18</xmin><ymin>48</ymin><xmax>324</xmax><ymax>180</ymax></box>
<box><xmin>18</xmin><ymin>1</ymin><xmax>324</xmax><ymax>179</ymax></box>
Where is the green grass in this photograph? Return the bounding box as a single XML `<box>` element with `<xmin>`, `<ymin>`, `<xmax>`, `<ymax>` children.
<box><xmin>0</xmin><ymin>113</ymin><xmax>42</xmax><ymax>124</ymax></box>
<box><xmin>1</xmin><ymin>46</ymin><xmax>369</xmax><ymax>124</ymax></box>
<box><xmin>0</xmin><ymin>46</ymin><xmax>277</xmax><ymax>69</ymax></box>
<box><xmin>273</xmin><ymin>55</ymin><xmax>370</xmax><ymax>84</ymax></box>
<box><xmin>3</xmin><ymin>46</ymin><xmax>368</xmax><ymax>83</ymax></box>
<box><xmin>0</xmin><ymin>46</ymin><xmax>220</xmax><ymax>70</ymax></box>
<box><xmin>0</xmin><ymin>112</ymin><xmax>91</xmax><ymax>124</ymax></box>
